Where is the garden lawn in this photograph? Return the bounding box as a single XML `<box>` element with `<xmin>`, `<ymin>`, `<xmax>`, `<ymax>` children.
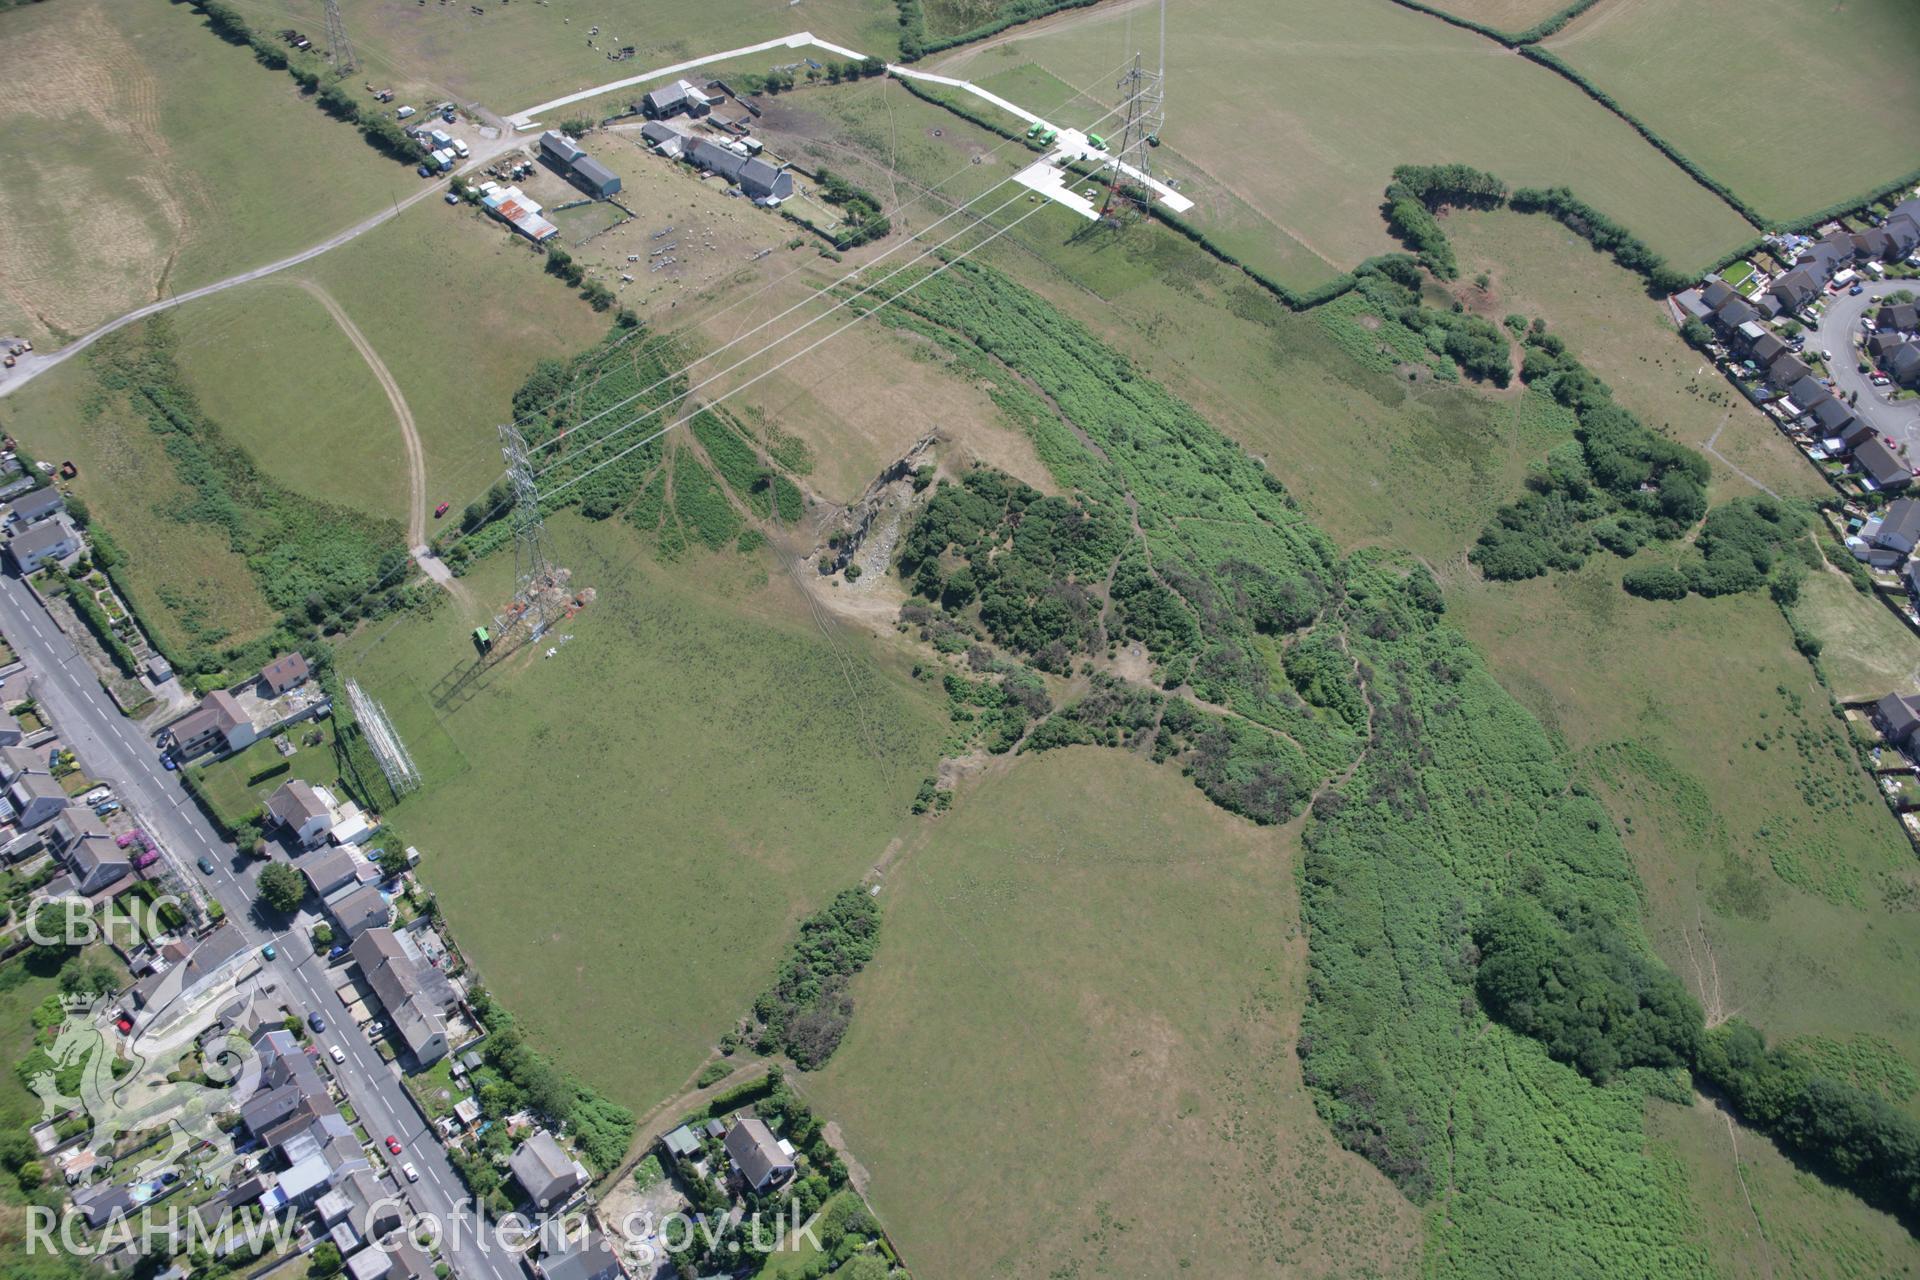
<box><xmin>336</xmin><ymin>514</ymin><xmax>946</xmax><ymax>1110</ymax></box>
<box><xmin>804</xmin><ymin>747</ymin><xmax>1423</xmax><ymax>1280</ymax></box>
<box><xmin>0</xmin><ymin>0</ymin><xmax>416</xmax><ymax>347</ymax></box>
<box><xmin>929</xmin><ymin>0</ymin><xmax>1754</xmax><ymax>288</ymax></box>
<box><xmin>1794</xmin><ymin>568</ymin><xmax>1920</xmax><ymax>703</ymax></box>
<box><xmin>1542</xmin><ymin>0</ymin><xmax>1920</xmax><ymax>222</ymax></box>
<box><xmin>192</xmin><ymin>727</ymin><xmax>345</xmax><ymax>833</ymax></box>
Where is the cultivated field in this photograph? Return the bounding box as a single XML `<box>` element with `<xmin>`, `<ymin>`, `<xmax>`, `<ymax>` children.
<box><xmin>0</xmin><ymin>0</ymin><xmax>415</xmax><ymax>347</ymax></box>
<box><xmin>928</xmin><ymin>0</ymin><xmax>1754</xmax><ymax>289</ymax></box>
<box><xmin>805</xmin><ymin>747</ymin><xmax>1425</xmax><ymax>1279</ymax></box>
<box><xmin>1542</xmin><ymin>0</ymin><xmax>1920</xmax><ymax>222</ymax></box>
<box><xmin>338</xmin><ymin>514</ymin><xmax>946</xmax><ymax>1109</ymax></box>
<box><xmin>213</xmin><ymin>0</ymin><xmax>900</xmax><ymax>113</ymax></box>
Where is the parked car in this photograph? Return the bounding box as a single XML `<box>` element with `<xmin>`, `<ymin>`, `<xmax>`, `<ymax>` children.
<box><xmin>328</xmin><ymin>943</ymin><xmax>349</xmax><ymax>960</ymax></box>
<box><xmin>82</xmin><ymin>786</ymin><xmax>113</xmax><ymax>807</ymax></box>
<box><xmin>402</xmin><ymin>1163</ymin><xmax>419</xmax><ymax>1184</ymax></box>
<box><xmin>417</xmin><ymin>164</ymin><xmax>434</xmax><ymax>178</ymax></box>
<box><xmin>93</xmin><ymin>800</ymin><xmax>120</xmax><ymax>817</ymax></box>
<box><xmin>196</xmin><ymin>855</ymin><xmax>216</xmax><ymax>875</ymax></box>
<box><xmin>434</xmin><ymin>502</ymin><xmax>451</xmax><ymax>518</ymax></box>
<box><xmin>160</xmin><ymin>752</ymin><xmax>178</xmax><ymax>771</ymax></box>
<box><xmin>1851</xmin><ymin>283</ymin><xmax>1866</xmax><ymax>296</ymax></box>
<box><xmin>385</xmin><ymin>1136</ymin><xmax>403</xmax><ymax>1154</ymax></box>
<box><xmin>330</xmin><ymin>1045</ymin><xmax>347</xmax><ymax>1064</ymax></box>
<box><xmin>1874</xmin><ymin>374</ymin><xmax>1892</xmax><ymax>386</ymax></box>
<box><xmin>308</xmin><ymin>1012</ymin><xmax>327</xmax><ymax>1033</ymax></box>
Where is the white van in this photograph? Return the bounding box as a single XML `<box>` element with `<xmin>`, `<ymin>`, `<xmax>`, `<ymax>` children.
<box><xmin>453</xmin><ymin>140</ymin><xmax>470</xmax><ymax>159</ymax></box>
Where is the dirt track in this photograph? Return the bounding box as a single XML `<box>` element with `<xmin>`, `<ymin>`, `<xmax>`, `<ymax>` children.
<box><xmin>296</xmin><ymin>278</ymin><xmax>475</xmax><ymax>612</ymax></box>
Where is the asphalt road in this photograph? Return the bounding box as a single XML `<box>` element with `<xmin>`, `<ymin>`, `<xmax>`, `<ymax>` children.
<box><xmin>0</xmin><ymin>575</ymin><xmax>522</xmax><ymax>1280</ymax></box>
<box><xmin>1811</xmin><ymin>279</ymin><xmax>1920</xmax><ymax>451</ymax></box>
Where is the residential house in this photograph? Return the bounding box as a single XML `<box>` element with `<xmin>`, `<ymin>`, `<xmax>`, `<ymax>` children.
<box><xmin>687</xmin><ymin>137</ymin><xmax>747</xmax><ymax>183</ymax></box>
<box><xmin>139</xmin><ymin>924</ymin><xmax>250</xmax><ymax>1020</ymax></box>
<box><xmin>1810</xmin><ymin>396</ymin><xmax>1857</xmax><ymax>437</ymax></box>
<box><xmin>1768</xmin><ymin>353</ymin><xmax>1812</xmax><ymax>389</ymax></box>
<box><xmin>348</xmin><ymin>927</ymin><xmax>452</xmax><ymax>1065</ymax></box>
<box><xmin>9</xmin><ymin>515</ymin><xmax>81</xmax><ymax>573</ymax></box>
<box><xmin>723</xmin><ymin>1116</ymin><xmax>794</xmax><ymax>1192</ymax></box>
<box><xmin>10</xmin><ymin>486</ymin><xmax>64</xmax><ymax>527</ymax></box>
<box><xmin>1878</xmin><ymin>691</ymin><xmax>1920</xmax><ymax>748</ymax></box>
<box><xmin>0</xmin><ymin>745</ymin><xmax>36</xmax><ymax>784</ymax></box>
<box><xmin>1698</xmin><ymin>279</ymin><xmax>1735</xmax><ymax>312</ymax></box>
<box><xmin>1890</xmin><ymin>342</ymin><xmax>1920</xmax><ymax>388</ymax></box>
<box><xmin>1880</xmin><ymin>301</ymin><xmax>1920</xmax><ymax>333</ymax></box>
<box><xmin>1748</xmin><ymin>331</ymin><xmax>1788</xmax><ymax>368</ymax></box>
<box><xmin>1768</xmin><ymin>267</ymin><xmax>1824</xmax><ymax>313</ymax></box>
<box><xmin>1789</xmin><ymin>374</ymin><xmax>1833</xmax><ymax>413</ymax></box>
<box><xmin>1869</xmin><ymin>331</ymin><xmax>1907</xmax><ymax>362</ymax></box>
<box><xmin>1841</xmin><ymin>418</ymin><xmax>1879</xmax><ymax>452</ymax></box>
<box><xmin>259</xmin><ymin>652</ymin><xmax>310</xmax><ymax>696</ymax></box>
<box><xmin>268</xmin><ymin>779</ymin><xmax>335</xmax><ymax>848</ymax></box>
<box><xmin>9</xmin><ymin>770</ymin><xmax>66</xmax><ymax>829</ymax></box>
<box><xmin>536</xmin><ymin>1232</ymin><xmax>625</xmax><ymax>1280</ymax></box>
<box><xmin>1884</xmin><ymin>201</ymin><xmax>1920</xmax><ymax>257</ymax></box>
<box><xmin>48</xmin><ymin>808</ymin><xmax>127</xmax><ymax>895</ymax></box>
<box><xmin>169</xmin><ymin>691</ymin><xmax>254</xmax><ymax>759</ymax></box>
<box><xmin>1713</xmin><ymin>297</ymin><xmax>1759</xmax><ymax>331</ymax></box>
<box><xmin>72</xmin><ymin>1183</ymin><xmax>137</xmax><ymax>1230</ymax></box>
<box><xmin>641</xmin><ymin>78</ymin><xmax>712</xmax><ymax>119</ymax></box>
<box><xmin>509</xmin><ymin>1131</ymin><xmax>586</xmax><ymax>1210</ymax></box>
<box><xmin>1876</xmin><ymin>498</ymin><xmax>1920</xmax><ymax>556</ymax></box>
<box><xmin>303</xmin><ymin>843</ymin><xmax>373</xmax><ymax>899</ymax></box>
<box><xmin>1854</xmin><ymin>228</ymin><xmax>1896</xmax><ymax>261</ymax></box>
<box><xmin>1856</xmin><ymin>436</ymin><xmax>1913</xmax><ymax>491</ymax></box>
<box><xmin>325</xmin><ymin>882</ymin><xmax>389</xmax><ymax>940</ymax></box>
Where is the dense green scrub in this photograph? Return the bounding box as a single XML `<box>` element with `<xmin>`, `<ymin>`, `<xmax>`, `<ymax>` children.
<box><xmin>443</xmin><ymin>327</ymin><xmax>807</xmax><ymax>568</ymax></box>
<box><xmin>865</xmin><ymin>258</ymin><xmax>1717</xmax><ymax>1271</ymax></box>
<box><xmin>84</xmin><ymin>318</ymin><xmax>412</xmax><ymax>679</ymax></box>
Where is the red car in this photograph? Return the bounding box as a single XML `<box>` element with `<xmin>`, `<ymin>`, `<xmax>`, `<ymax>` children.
<box><xmin>434</xmin><ymin>502</ymin><xmax>451</xmax><ymax>518</ymax></box>
<box><xmin>385</xmin><ymin>1136</ymin><xmax>403</xmax><ymax>1154</ymax></box>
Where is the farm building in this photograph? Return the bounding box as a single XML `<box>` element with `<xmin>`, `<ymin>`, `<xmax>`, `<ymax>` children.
<box><xmin>479</xmin><ymin>185</ymin><xmax>558</xmax><ymax>243</ymax></box>
<box><xmin>640</xmin><ymin>120</ymin><xmax>687</xmax><ymax>159</ymax></box>
<box><xmin>539</xmin><ymin>131</ymin><xmax>621</xmax><ymax>199</ymax></box>
<box><xmin>641</xmin><ymin>78</ymin><xmax>714</xmax><ymax>120</ymax></box>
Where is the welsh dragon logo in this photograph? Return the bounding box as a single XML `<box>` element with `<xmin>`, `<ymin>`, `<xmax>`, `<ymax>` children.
<box><xmin>30</xmin><ymin>995</ymin><xmax>264</xmax><ymax>1190</ymax></box>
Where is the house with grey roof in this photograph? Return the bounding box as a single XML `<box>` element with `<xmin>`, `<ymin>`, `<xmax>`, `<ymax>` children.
<box><xmin>1789</xmin><ymin>374</ymin><xmax>1833</xmax><ymax>412</ymax></box>
<box><xmin>304</xmin><ymin>843</ymin><xmax>372</xmax><ymax>899</ymax></box>
<box><xmin>1890</xmin><ymin>342</ymin><xmax>1920</xmax><ymax>388</ymax></box>
<box><xmin>1856</xmin><ymin>435</ymin><xmax>1913</xmax><ymax>491</ymax></box>
<box><xmin>738</xmin><ymin>157</ymin><xmax>793</xmax><ymax>202</ymax></box>
<box><xmin>1881</xmin><ymin>302</ymin><xmax>1920</xmax><ymax>333</ymax></box>
<box><xmin>723</xmin><ymin>1116</ymin><xmax>794</xmax><ymax>1192</ymax></box>
<box><xmin>325</xmin><ymin>882</ymin><xmax>390</xmax><ymax>940</ymax></box>
<box><xmin>540</xmin><ymin>130</ymin><xmax>621</xmax><ymax>198</ymax></box>
<box><xmin>509</xmin><ymin>1131</ymin><xmax>586</xmax><ymax>1210</ymax></box>
<box><xmin>1874</xmin><ymin>497</ymin><xmax>1920</xmax><ymax>557</ymax></box>
<box><xmin>259</xmin><ymin>652</ymin><xmax>310</xmax><ymax>696</ymax></box>
<box><xmin>639</xmin><ymin>120</ymin><xmax>688</xmax><ymax>159</ymax></box>
<box><xmin>268</xmin><ymin>779</ymin><xmax>335</xmax><ymax>848</ymax></box>
<box><xmin>10</xmin><ymin>486</ymin><xmax>64</xmax><ymax>527</ymax></box>
<box><xmin>1768</xmin><ymin>266</ymin><xmax>1824</xmax><ymax>313</ymax></box>
<box><xmin>1877</xmin><ymin>691</ymin><xmax>1920</xmax><ymax>748</ymax></box>
<box><xmin>169</xmin><ymin>689</ymin><xmax>255</xmax><ymax>759</ymax></box>
<box><xmin>687</xmin><ymin>137</ymin><xmax>747</xmax><ymax>183</ymax></box>
<box><xmin>9</xmin><ymin>770</ymin><xmax>66</xmax><ymax>829</ymax></box>
<box><xmin>9</xmin><ymin>515</ymin><xmax>81</xmax><ymax>573</ymax></box>
<box><xmin>1748</xmin><ymin>331</ymin><xmax>1787</xmax><ymax>367</ymax></box>
<box><xmin>349</xmin><ymin>927</ymin><xmax>451</xmax><ymax>1065</ymax></box>
<box><xmin>1698</xmin><ymin>279</ymin><xmax>1735</xmax><ymax>311</ymax></box>
<box><xmin>1768</xmin><ymin>353</ymin><xmax>1812</xmax><ymax>389</ymax></box>
<box><xmin>536</xmin><ymin>1232</ymin><xmax>625</xmax><ymax>1280</ymax></box>
<box><xmin>49</xmin><ymin>808</ymin><xmax>127</xmax><ymax>895</ymax></box>
<box><xmin>641</xmin><ymin>78</ymin><xmax>712</xmax><ymax>119</ymax></box>
<box><xmin>1810</xmin><ymin>396</ymin><xmax>1857</xmax><ymax>437</ymax></box>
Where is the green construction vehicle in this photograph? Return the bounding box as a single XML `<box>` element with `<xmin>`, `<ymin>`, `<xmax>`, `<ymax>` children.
<box><xmin>473</xmin><ymin>626</ymin><xmax>491</xmax><ymax>652</ymax></box>
<box><xmin>1040</xmin><ymin>129</ymin><xmax>1058</xmax><ymax>145</ymax></box>
<box><xmin>1026</xmin><ymin>122</ymin><xmax>1045</xmax><ymax>138</ymax></box>
<box><xmin>1087</xmin><ymin>133</ymin><xmax>1108</xmax><ymax>151</ymax></box>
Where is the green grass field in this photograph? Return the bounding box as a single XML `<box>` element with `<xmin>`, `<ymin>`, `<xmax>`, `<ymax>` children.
<box><xmin>804</xmin><ymin>747</ymin><xmax>1424</xmax><ymax>1279</ymax></box>
<box><xmin>337</xmin><ymin>514</ymin><xmax>946</xmax><ymax>1109</ymax></box>
<box><xmin>1795</xmin><ymin>569</ymin><xmax>1920</xmax><ymax>703</ymax></box>
<box><xmin>212</xmin><ymin>0</ymin><xmax>900</xmax><ymax>113</ymax></box>
<box><xmin>0</xmin><ymin>352</ymin><xmax>284</xmax><ymax>654</ymax></box>
<box><xmin>170</xmin><ymin>282</ymin><xmax>412</xmax><ymax>524</ymax></box>
<box><xmin>928</xmin><ymin>0</ymin><xmax>1754</xmax><ymax>288</ymax></box>
<box><xmin>0</xmin><ymin>0</ymin><xmax>416</xmax><ymax>347</ymax></box>
<box><xmin>1542</xmin><ymin>0</ymin><xmax>1920</xmax><ymax>221</ymax></box>
<box><xmin>1444</xmin><ymin>208</ymin><xmax>1829</xmax><ymax>506</ymax></box>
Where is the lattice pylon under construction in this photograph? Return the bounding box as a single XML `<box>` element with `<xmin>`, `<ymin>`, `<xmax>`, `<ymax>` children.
<box><xmin>1100</xmin><ymin>53</ymin><xmax>1165</xmax><ymax>220</ymax></box>
<box><xmin>324</xmin><ymin>0</ymin><xmax>357</xmax><ymax>72</ymax></box>
<box><xmin>490</xmin><ymin>424</ymin><xmax>562</xmax><ymax>653</ymax></box>
<box><xmin>345</xmin><ymin>679</ymin><xmax>421</xmax><ymax>796</ymax></box>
